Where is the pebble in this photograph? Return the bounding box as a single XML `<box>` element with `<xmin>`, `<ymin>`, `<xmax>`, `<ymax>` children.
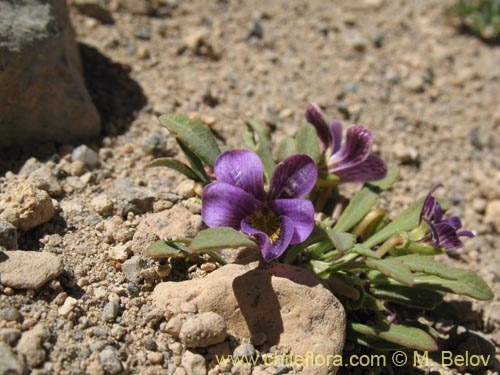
<box><xmin>344</xmin><ymin>31</ymin><xmax>367</xmax><ymax>51</ymax></box>
<box><xmin>199</xmin><ymin>262</ymin><xmax>216</xmax><ymax>273</ymax></box>
<box><xmin>122</xmin><ymin>256</ymin><xmax>147</xmax><ymax>282</ymax></box>
<box><xmin>233</xmin><ymin>343</ymin><xmax>256</xmax><ymax>359</ymax></box>
<box><xmin>232</xmin><ymin>363</ymin><xmax>252</xmax><ymax>375</ymax></box>
<box><xmin>110</xmin><ymin>325</ymin><xmax>127</xmax><ymax>340</ymax></box>
<box><xmin>181</xmin><ymin>350</ymin><xmax>206</xmax><ymax>375</ymax></box>
<box><xmin>142</xmin><ymin>133</ymin><xmax>166</xmax><ymax>155</ymax></box>
<box><xmin>69</xmin><ymin>160</ymin><xmax>87</xmax><ymax>177</ymax></box>
<box><xmin>0</xmin><ymin>250</ymin><xmax>64</xmax><ymax>289</ymax></box>
<box><xmin>485</xmin><ymin>200</ymin><xmax>500</xmax><ymax>232</ymax></box>
<box><xmin>16</xmin><ymin>324</ymin><xmax>49</xmax><ymax>368</ymax></box>
<box><xmin>0</xmin><ymin>221</ymin><xmax>17</xmax><ymax>250</ymax></box>
<box><xmin>391</xmin><ymin>142</ymin><xmax>419</xmax><ymax>164</ymax></box>
<box><xmin>175</xmin><ymin>180</ymin><xmax>196</xmax><ymax>199</ymax></box>
<box><xmin>246</xmin><ymin>20</ymin><xmax>263</xmax><ymax>41</ymax></box>
<box><xmin>0</xmin><ymin>328</ymin><xmax>22</xmax><ymax>346</ymax></box>
<box><xmin>0</xmin><ymin>341</ymin><xmax>25</xmax><ymax>374</ymax></box>
<box><xmin>102</xmin><ymin>300</ymin><xmax>121</xmax><ymax>322</ymax></box>
<box><xmin>0</xmin><ymin>306</ymin><xmax>22</xmax><ymax>322</ymax></box>
<box><xmin>136</xmin><ymin>26</ymin><xmax>151</xmax><ymax>40</ymax></box>
<box><xmin>472</xmin><ymin>197</ymin><xmax>487</xmax><ymax>214</ymax></box>
<box><xmin>58</xmin><ymin>296</ymin><xmax>78</xmax><ymax>317</ymax></box>
<box><xmin>91</xmin><ymin>194</ymin><xmax>114</xmax><ymax>216</ymax></box>
<box><xmin>99</xmin><ymin>347</ymin><xmax>123</xmax><ymax>375</ymax></box>
<box><xmin>112</xmin><ymin>178</ymin><xmax>156</xmax><ymax>217</ymax></box>
<box><xmin>28</xmin><ymin>165</ymin><xmax>63</xmax><ymax>197</ymax></box>
<box><xmin>403</xmin><ymin>74</ymin><xmax>425</xmax><ymax>93</ymax></box>
<box><xmin>72</xmin><ymin>145</ymin><xmax>99</xmax><ymax>168</ymax></box>
<box><xmin>148</xmin><ymin>352</ymin><xmax>164</xmax><ymax>365</ymax></box>
<box><xmin>166</xmin><ymin>316</ymin><xmax>183</xmax><ymax>338</ymax></box>
<box><xmin>109</xmin><ymin>243</ymin><xmax>131</xmax><ymax>262</ymax></box>
<box><xmin>180</xmin><ymin>312</ymin><xmax>227</xmax><ymax>348</ymax></box>
<box><xmin>143</xmin><ymin>337</ymin><xmax>158</xmax><ymax>351</ymax></box>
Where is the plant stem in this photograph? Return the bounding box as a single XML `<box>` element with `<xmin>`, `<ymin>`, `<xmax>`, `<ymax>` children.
<box><xmin>352</xmin><ymin>208</ymin><xmax>386</xmax><ymax>238</ymax></box>
<box><xmin>375</xmin><ymin>235</ymin><xmax>404</xmax><ymax>258</ymax></box>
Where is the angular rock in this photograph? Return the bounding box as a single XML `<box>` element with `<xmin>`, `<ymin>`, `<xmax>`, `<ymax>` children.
<box><xmin>28</xmin><ymin>165</ymin><xmax>63</xmax><ymax>197</ymax></box>
<box><xmin>122</xmin><ymin>255</ymin><xmax>147</xmax><ymax>282</ymax></box>
<box><xmin>111</xmin><ymin>178</ymin><xmax>156</xmax><ymax>217</ymax></box>
<box><xmin>0</xmin><ymin>341</ymin><xmax>25</xmax><ymax>375</ymax></box>
<box><xmin>0</xmin><ymin>328</ymin><xmax>22</xmax><ymax>346</ymax></box>
<box><xmin>0</xmin><ymin>181</ymin><xmax>55</xmax><ymax>231</ymax></box>
<box><xmin>16</xmin><ymin>324</ymin><xmax>49</xmax><ymax>368</ymax></box>
<box><xmin>181</xmin><ymin>350</ymin><xmax>206</xmax><ymax>375</ymax></box>
<box><xmin>72</xmin><ymin>145</ymin><xmax>99</xmax><ymax>168</ymax></box>
<box><xmin>0</xmin><ymin>220</ymin><xmax>17</xmax><ymax>249</ymax></box>
<box><xmin>99</xmin><ymin>346</ymin><xmax>123</xmax><ymax>375</ymax></box>
<box><xmin>0</xmin><ymin>0</ymin><xmax>100</xmax><ymax>147</ymax></box>
<box><xmin>153</xmin><ymin>262</ymin><xmax>346</xmax><ymax>375</ymax></box>
<box><xmin>180</xmin><ymin>312</ymin><xmax>227</xmax><ymax>348</ymax></box>
<box><xmin>0</xmin><ymin>250</ymin><xmax>64</xmax><ymax>289</ymax></box>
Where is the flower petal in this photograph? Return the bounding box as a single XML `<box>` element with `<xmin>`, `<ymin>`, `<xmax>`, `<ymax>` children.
<box><xmin>202</xmin><ymin>182</ymin><xmax>260</xmax><ymax>229</ymax></box>
<box><xmin>328</xmin><ymin>125</ymin><xmax>373</xmax><ymax>172</ymax></box>
<box><xmin>330</xmin><ymin>154</ymin><xmax>387</xmax><ymax>183</ymax></box>
<box><xmin>241</xmin><ymin>216</ymin><xmax>294</xmax><ymax>262</ymax></box>
<box><xmin>434</xmin><ymin>222</ymin><xmax>465</xmax><ymax>250</ymax></box>
<box><xmin>330</xmin><ymin>119</ymin><xmax>343</xmax><ymax>154</ymax></box>
<box><xmin>268</xmin><ymin>154</ymin><xmax>317</xmax><ymax>199</ymax></box>
<box><xmin>441</xmin><ymin>216</ymin><xmax>462</xmax><ymax>230</ymax></box>
<box><xmin>305</xmin><ymin>103</ymin><xmax>332</xmax><ymax>151</ymax></box>
<box><xmin>420</xmin><ymin>184</ymin><xmax>444</xmax><ymax>223</ymax></box>
<box><xmin>214</xmin><ymin>149</ymin><xmax>265</xmax><ymax>199</ymax></box>
<box><xmin>269</xmin><ymin>199</ymin><xmax>315</xmax><ymax>244</ymax></box>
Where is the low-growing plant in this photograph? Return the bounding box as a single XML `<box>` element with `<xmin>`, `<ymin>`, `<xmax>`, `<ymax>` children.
<box><xmin>146</xmin><ymin>104</ymin><xmax>493</xmax><ymax>353</ymax></box>
<box><xmin>447</xmin><ymin>0</ymin><xmax>500</xmax><ymax>42</ymax></box>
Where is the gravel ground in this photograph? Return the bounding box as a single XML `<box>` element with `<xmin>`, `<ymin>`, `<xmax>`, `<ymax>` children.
<box><xmin>0</xmin><ymin>0</ymin><xmax>499</xmax><ymax>374</ymax></box>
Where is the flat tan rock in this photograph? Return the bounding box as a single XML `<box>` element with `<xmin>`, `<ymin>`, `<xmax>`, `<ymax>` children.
<box><xmin>152</xmin><ymin>262</ymin><xmax>346</xmax><ymax>375</ymax></box>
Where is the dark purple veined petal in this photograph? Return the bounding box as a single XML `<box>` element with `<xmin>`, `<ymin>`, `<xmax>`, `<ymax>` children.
<box><xmin>242</xmin><ymin>215</ymin><xmax>295</xmax><ymax>262</ymax></box>
<box><xmin>330</xmin><ymin>119</ymin><xmax>343</xmax><ymax>154</ymax></box>
<box><xmin>268</xmin><ymin>154</ymin><xmax>317</xmax><ymax>199</ymax></box>
<box><xmin>440</xmin><ymin>216</ymin><xmax>462</xmax><ymax>230</ymax></box>
<box><xmin>305</xmin><ymin>103</ymin><xmax>332</xmax><ymax>151</ymax></box>
<box><xmin>420</xmin><ymin>184</ymin><xmax>444</xmax><ymax>223</ymax></box>
<box><xmin>434</xmin><ymin>222</ymin><xmax>465</xmax><ymax>250</ymax></box>
<box><xmin>329</xmin><ymin>154</ymin><xmax>387</xmax><ymax>183</ymax></box>
<box><xmin>423</xmin><ymin>218</ymin><xmax>440</xmax><ymax>247</ymax></box>
<box><xmin>214</xmin><ymin>150</ymin><xmax>265</xmax><ymax>199</ymax></box>
<box><xmin>269</xmin><ymin>198</ymin><xmax>315</xmax><ymax>244</ymax></box>
<box><xmin>202</xmin><ymin>182</ymin><xmax>260</xmax><ymax>229</ymax></box>
<box><xmin>328</xmin><ymin>125</ymin><xmax>374</xmax><ymax>172</ymax></box>
<box><xmin>457</xmin><ymin>229</ymin><xmax>475</xmax><ymax>238</ymax></box>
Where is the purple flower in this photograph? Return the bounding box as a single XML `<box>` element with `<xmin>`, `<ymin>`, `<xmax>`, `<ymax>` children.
<box><xmin>419</xmin><ymin>185</ymin><xmax>474</xmax><ymax>250</ymax></box>
<box><xmin>201</xmin><ymin>150</ymin><xmax>317</xmax><ymax>262</ymax></box>
<box><xmin>305</xmin><ymin>103</ymin><xmax>387</xmax><ymax>183</ymax></box>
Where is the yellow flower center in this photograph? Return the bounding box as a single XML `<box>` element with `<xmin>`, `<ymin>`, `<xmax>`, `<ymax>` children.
<box><xmin>249</xmin><ymin>205</ymin><xmax>281</xmax><ymax>244</ymax></box>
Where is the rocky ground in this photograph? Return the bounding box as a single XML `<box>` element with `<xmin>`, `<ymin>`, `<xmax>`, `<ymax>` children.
<box><xmin>1</xmin><ymin>0</ymin><xmax>499</xmax><ymax>374</ymax></box>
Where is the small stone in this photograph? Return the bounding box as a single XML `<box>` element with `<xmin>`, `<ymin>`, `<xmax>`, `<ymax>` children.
<box><xmin>58</xmin><ymin>296</ymin><xmax>78</xmax><ymax>316</ymax></box>
<box><xmin>112</xmin><ymin>178</ymin><xmax>156</xmax><ymax>217</ymax></box>
<box><xmin>28</xmin><ymin>165</ymin><xmax>63</xmax><ymax>197</ymax></box>
<box><xmin>0</xmin><ymin>328</ymin><xmax>21</xmax><ymax>346</ymax></box>
<box><xmin>166</xmin><ymin>316</ymin><xmax>183</xmax><ymax>338</ymax></box>
<box><xmin>175</xmin><ymin>180</ymin><xmax>196</xmax><ymax>199</ymax></box>
<box><xmin>142</xmin><ymin>133</ymin><xmax>166</xmax><ymax>155</ymax></box>
<box><xmin>231</xmin><ymin>363</ymin><xmax>252</xmax><ymax>375</ymax></box>
<box><xmin>99</xmin><ymin>347</ymin><xmax>123</xmax><ymax>375</ymax></box>
<box><xmin>485</xmin><ymin>200</ymin><xmax>500</xmax><ymax>232</ymax></box>
<box><xmin>391</xmin><ymin>143</ymin><xmax>419</xmax><ymax>164</ymax></box>
<box><xmin>344</xmin><ymin>32</ymin><xmax>367</xmax><ymax>51</ymax></box>
<box><xmin>122</xmin><ymin>256</ymin><xmax>147</xmax><ymax>282</ymax></box>
<box><xmin>143</xmin><ymin>337</ymin><xmax>158</xmax><ymax>351</ymax></box>
<box><xmin>110</xmin><ymin>325</ymin><xmax>126</xmax><ymax>340</ymax></box>
<box><xmin>73</xmin><ymin>0</ymin><xmax>114</xmax><ymax>24</ymax></box>
<box><xmin>0</xmin><ymin>221</ymin><xmax>17</xmax><ymax>250</ymax></box>
<box><xmin>200</xmin><ymin>263</ymin><xmax>216</xmax><ymax>273</ymax></box>
<box><xmin>246</xmin><ymin>20</ymin><xmax>263</xmax><ymax>41</ymax></box>
<box><xmin>109</xmin><ymin>243</ymin><xmax>131</xmax><ymax>262</ymax></box>
<box><xmin>148</xmin><ymin>352</ymin><xmax>164</xmax><ymax>365</ymax></box>
<box><xmin>233</xmin><ymin>343</ymin><xmax>256</xmax><ymax>359</ymax></box>
<box><xmin>156</xmin><ymin>263</ymin><xmax>172</xmax><ymax>278</ymax></box>
<box><xmin>403</xmin><ymin>74</ymin><xmax>425</xmax><ymax>93</ymax></box>
<box><xmin>70</xmin><ymin>160</ymin><xmax>87</xmax><ymax>177</ymax></box>
<box><xmin>472</xmin><ymin>198</ymin><xmax>487</xmax><ymax>214</ymax></box>
<box><xmin>145</xmin><ymin>308</ymin><xmax>166</xmax><ymax>326</ymax></box>
<box><xmin>181</xmin><ymin>350</ymin><xmax>206</xmax><ymax>375</ymax></box>
<box><xmin>16</xmin><ymin>324</ymin><xmax>49</xmax><ymax>368</ymax></box>
<box><xmin>80</xmin><ymin>172</ymin><xmax>94</xmax><ymax>185</ymax></box>
<box><xmin>0</xmin><ymin>306</ymin><xmax>22</xmax><ymax>322</ymax></box>
<box><xmin>72</xmin><ymin>145</ymin><xmax>99</xmax><ymax>168</ymax></box>
<box><xmin>19</xmin><ymin>158</ymin><xmax>43</xmax><ymax>177</ymax></box>
<box><xmin>180</xmin><ymin>312</ymin><xmax>227</xmax><ymax>348</ymax></box>
<box><xmin>91</xmin><ymin>195</ymin><xmax>114</xmax><ymax>216</ymax></box>
<box><xmin>102</xmin><ymin>300</ymin><xmax>120</xmax><ymax>322</ymax></box>
<box><xmin>135</xmin><ymin>26</ymin><xmax>151</xmax><ymax>40</ymax></box>
<box><xmin>169</xmin><ymin>342</ymin><xmax>183</xmax><ymax>355</ymax></box>
<box><xmin>0</xmin><ymin>341</ymin><xmax>25</xmax><ymax>374</ymax></box>
<box><xmin>137</xmin><ymin>46</ymin><xmax>150</xmax><ymax>60</ymax></box>
<box><xmin>0</xmin><ymin>250</ymin><xmax>64</xmax><ymax>289</ymax></box>
<box><xmin>53</xmin><ymin>292</ymin><xmax>68</xmax><ymax>306</ymax></box>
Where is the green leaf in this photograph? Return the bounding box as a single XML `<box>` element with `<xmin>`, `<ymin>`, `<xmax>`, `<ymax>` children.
<box><xmin>369</xmin><ymin>285</ymin><xmax>445</xmax><ymax>309</ymax></box>
<box><xmin>190</xmin><ymin>227</ymin><xmax>258</xmax><ymax>253</ymax></box>
<box><xmin>351</xmin><ymin>244</ymin><xmax>381</xmax><ymax>259</ymax></box>
<box><xmin>160</xmin><ymin>114</ymin><xmax>221</xmax><ymax>168</ymax></box>
<box><xmin>277</xmin><ymin>137</ymin><xmax>297</xmax><ymax>161</ymax></box>
<box><xmin>177</xmin><ymin>140</ymin><xmax>210</xmax><ymax>183</ymax></box>
<box><xmin>145</xmin><ymin>240</ymin><xmax>189</xmax><ymax>258</ymax></box>
<box><xmin>366</xmin><ymin>258</ymin><xmax>414</xmax><ymax>286</ymax></box>
<box><xmin>414</xmin><ymin>269</ymin><xmax>494</xmax><ymax>301</ymax></box>
<box><xmin>323</xmin><ymin>228</ymin><xmax>355</xmax><ymax>252</ymax></box>
<box><xmin>245</xmin><ymin>120</ymin><xmax>275</xmax><ymax>180</ymax></box>
<box><xmin>295</xmin><ymin>123</ymin><xmax>321</xmax><ymax>162</ymax></box>
<box><xmin>399</xmin><ymin>255</ymin><xmax>458</xmax><ymax>280</ymax></box>
<box><xmin>349</xmin><ymin>322</ymin><xmax>438</xmax><ymax>351</ymax></box>
<box><xmin>363</xmin><ymin>197</ymin><xmax>425</xmax><ymax>249</ymax></box>
<box><xmin>351</xmin><ymin>333</ymin><xmax>404</xmax><ymax>350</ymax></box>
<box><xmin>147</xmin><ymin>158</ymin><xmax>203</xmax><ymax>182</ymax></box>
<box><xmin>333</xmin><ymin>165</ymin><xmax>399</xmax><ymax>232</ymax></box>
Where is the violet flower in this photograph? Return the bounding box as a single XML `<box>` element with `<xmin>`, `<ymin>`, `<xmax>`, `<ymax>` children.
<box><xmin>305</xmin><ymin>102</ymin><xmax>387</xmax><ymax>183</ymax></box>
<box><xmin>201</xmin><ymin>150</ymin><xmax>317</xmax><ymax>262</ymax></box>
<box><xmin>419</xmin><ymin>185</ymin><xmax>474</xmax><ymax>250</ymax></box>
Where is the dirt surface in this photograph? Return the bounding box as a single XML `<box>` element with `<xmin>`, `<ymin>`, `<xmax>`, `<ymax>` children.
<box><xmin>1</xmin><ymin>0</ymin><xmax>499</xmax><ymax>374</ymax></box>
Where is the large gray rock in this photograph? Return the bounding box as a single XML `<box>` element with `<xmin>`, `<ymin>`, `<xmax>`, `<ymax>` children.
<box><xmin>0</xmin><ymin>0</ymin><xmax>100</xmax><ymax>147</ymax></box>
<box><xmin>153</xmin><ymin>262</ymin><xmax>346</xmax><ymax>375</ymax></box>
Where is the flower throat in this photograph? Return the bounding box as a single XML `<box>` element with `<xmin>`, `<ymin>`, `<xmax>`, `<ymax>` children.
<box><xmin>249</xmin><ymin>205</ymin><xmax>281</xmax><ymax>244</ymax></box>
